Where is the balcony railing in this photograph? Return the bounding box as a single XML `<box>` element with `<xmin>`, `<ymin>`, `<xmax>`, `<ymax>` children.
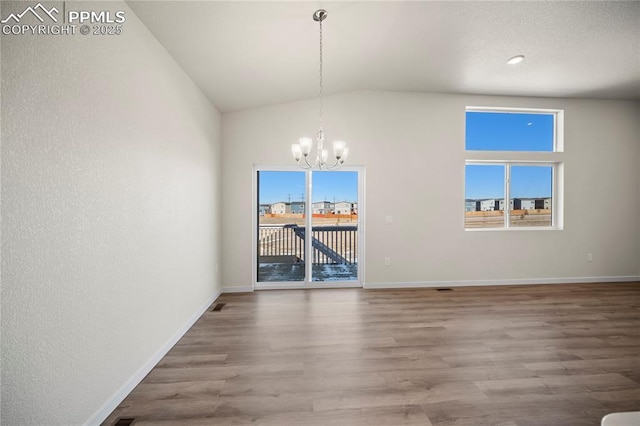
<box><xmin>258</xmin><ymin>224</ymin><xmax>357</xmax><ymax>264</ymax></box>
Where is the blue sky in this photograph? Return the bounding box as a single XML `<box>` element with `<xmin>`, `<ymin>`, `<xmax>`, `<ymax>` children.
<box><xmin>465</xmin><ymin>112</ymin><xmax>554</xmax><ymax>199</ymax></box>
<box><xmin>466</xmin><ymin>112</ymin><xmax>554</xmax><ymax>151</ymax></box>
<box><xmin>259</xmin><ymin>171</ymin><xmax>357</xmax><ymax>204</ymax></box>
<box><xmin>465</xmin><ymin>165</ymin><xmax>552</xmax><ymax>199</ymax></box>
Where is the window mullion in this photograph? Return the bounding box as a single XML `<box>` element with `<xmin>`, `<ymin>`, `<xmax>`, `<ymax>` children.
<box><xmin>504</xmin><ymin>163</ymin><xmax>510</xmax><ymax>228</ymax></box>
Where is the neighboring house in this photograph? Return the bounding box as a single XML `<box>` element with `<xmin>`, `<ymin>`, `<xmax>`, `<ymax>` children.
<box><xmin>480</xmin><ymin>199</ymin><xmax>499</xmax><ymax>211</ymax></box>
<box><xmin>513</xmin><ymin>198</ymin><xmax>522</xmax><ymax>210</ymax></box>
<box><xmin>520</xmin><ymin>199</ymin><xmax>536</xmax><ymax>210</ymax></box>
<box><xmin>290</xmin><ymin>201</ymin><xmax>305</xmax><ymax>214</ymax></box>
<box><xmin>270</xmin><ymin>202</ymin><xmax>291</xmax><ymax>215</ymax></box>
<box><xmin>259</xmin><ymin>204</ymin><xmax>271</xmax><ymax>216</ymax></box>
<box><xmin>467</xmin><ymin>198</ymin><xmax>552</xmax><ymax>212</ymax></box>
<box><xmin>498</xmin><ymin>199</ymin><xmax>514</xmax><ymax>211</ymax></box>
<box><xmin>513</xmin><ymin>198</ymin><xmax>551</xmax><ymax>210</ymax></box>
<box><xmin>334</xmin><ymin>201</ymin><xmax>354</xmax><ymax>215</ymax></box>
<box><xmin>312</xmin><ymin>201</ymin><xmax>334</xmax><ymax>214</ymax></box>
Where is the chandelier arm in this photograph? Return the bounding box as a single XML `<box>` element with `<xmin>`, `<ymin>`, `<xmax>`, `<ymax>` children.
<box><xmin>318</xmin><ymin>156</ymin><xmax>340</xmax><ymax>171</ymax></box>
<box><xmin>299</xmin><ymin>162</ymin><xmax>313</xmax><ymax>170</ymax></box>
<box><xmin>324</xmin><ymin>159</ymin><xmax>342</xmax><ymax>170</ymax></box>
<box><xmin>303</xmin><ymin>154</ymin><xmax>317</xmax><ymax>169</ymax></box>
<box><xmin>297</xmin><ymin>157</ymin><xmax>313</xmax><ymax>169</ymax></box>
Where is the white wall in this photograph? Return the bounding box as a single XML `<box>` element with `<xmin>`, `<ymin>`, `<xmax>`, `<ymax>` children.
<box><xmin>1</xmin><ymin>2</ymin><xmax>222</xmax><ymax>424</ymax></box>
<box><xmin>222</xmin><ymin>91</ymin><xmax>640</xmax><ymax>288</ymax></box>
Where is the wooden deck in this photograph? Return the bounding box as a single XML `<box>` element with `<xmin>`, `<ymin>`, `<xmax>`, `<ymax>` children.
<box><xmin>103</xmin><ymin>282</ymin><xmax>640</xmax><ymax>425</ymax></box>
<box><xmin>258</xmin><ymin>263</ymin><xmax>358</xmax><ymax>282</ymax></box>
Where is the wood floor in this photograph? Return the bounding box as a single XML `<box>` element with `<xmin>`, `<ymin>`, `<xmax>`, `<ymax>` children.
<box><xmin>104</xmin><ymin>283</ymin><xmax>640</xmax><ymax>426</ymax></box>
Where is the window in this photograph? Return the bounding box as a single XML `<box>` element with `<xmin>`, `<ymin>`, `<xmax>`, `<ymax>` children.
<box><xmin>509</xmin><ymin>165</ymin><xmax>553</xmax><ymax>228</ymax></box>
<box><xmin>464</xmin><ymin>108</ymin><xmax>563</xmax><ymax>230</ymax></box>
<box><xmin>466</xmin><ymin>110</ymin><xmax>556</xmax><ymax>152</ymax></box>
<box><xmin>465</xmin><ymin>164</ymin><xmax>505</xmax><ymax>228</ymax></box>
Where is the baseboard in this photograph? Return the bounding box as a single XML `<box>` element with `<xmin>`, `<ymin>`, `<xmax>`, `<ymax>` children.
<box><xmin>222</xmin><ymin>285</ymin><xmax>254</xmax><ymax>293</ymax></box>
<box><xmin>223</xmin><ymin>276</ymin><xmax>639</xmax><ymax>292</ymax></box>
<box><xmin>363</xmin><ymin>276</ymin><xmax>640</xmax><ymax>289</ymax></box>
<box><xmin>85</xmin><ymin>287</ymin><xmax>222</xmax><ymax>426</ymax></box>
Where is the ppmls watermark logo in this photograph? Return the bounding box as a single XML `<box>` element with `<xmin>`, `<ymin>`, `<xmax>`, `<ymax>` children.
<box><xmin>1</xmin><ymin>2</ymin><xmax>126</xmax><ymax>36</ymax></box>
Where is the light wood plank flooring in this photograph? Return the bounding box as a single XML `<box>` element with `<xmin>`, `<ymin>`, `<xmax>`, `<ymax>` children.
<box><xmin>104</xmin><ymin>283</ymin><xmax>640</xmax><ymax>425</ymax></box>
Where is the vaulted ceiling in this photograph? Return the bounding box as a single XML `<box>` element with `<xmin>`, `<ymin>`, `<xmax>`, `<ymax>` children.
<box><xmin>128</xmin><ymin>1</ymin><xmax>640</xmax><ymax>113</ymax></box>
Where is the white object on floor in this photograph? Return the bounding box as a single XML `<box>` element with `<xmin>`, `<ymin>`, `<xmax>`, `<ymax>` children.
<box><xmin>601</xmin><ymin>412</ymin><xmax>640</xmax><ymax>426</ymax></box>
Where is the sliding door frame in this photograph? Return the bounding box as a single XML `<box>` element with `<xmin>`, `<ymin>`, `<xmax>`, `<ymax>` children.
<box><xmin>252</xmin><ymin>164</ymin><xmax>365</xmax><ymax>290</ymax></box>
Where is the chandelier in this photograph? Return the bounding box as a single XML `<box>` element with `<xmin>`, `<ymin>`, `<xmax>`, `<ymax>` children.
<box><xmin>291</xmin><ymin>9</ymin><xmax>349</xmax><ymax>170</ymax></box>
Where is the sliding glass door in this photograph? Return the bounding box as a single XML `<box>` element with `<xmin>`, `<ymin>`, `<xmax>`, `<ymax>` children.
<box><xmin>257</xmin><ymin>171</ymin><xmax>306</xmax><ymax>282</ymax></box>
<box><xmin>310</xmin><ymin>171</ymin><xmax>358</xmax><ymax>282</ymax></box>
<box><xmin>255</xmin><ymin>167</ymin><xmax>362</xmax><ymax>287</ymax></box>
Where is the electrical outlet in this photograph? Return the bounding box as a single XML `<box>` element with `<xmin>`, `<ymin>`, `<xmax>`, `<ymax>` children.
<box><xmin>587</xmin><ymin>253</ymin><xmax>593</xmax><ymax>262</ymax></box>
<box><xmin>384</xmin><ymin>215</ymin><xmax>393</xmax><ymax>224</ymax></box>
<box><xmin>384</xmin><ymin>257</ymin><xmax>391</xmax><ymax>266</ymax></box>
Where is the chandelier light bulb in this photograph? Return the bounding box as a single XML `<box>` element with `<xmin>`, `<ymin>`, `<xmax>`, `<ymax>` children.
<box><xmin>340</xmin><ymin>146</ymin><xmax>349</xmax><ymax>163</ymax></box>
<box><xmin>298</xmin><ymin>137</ymin><xmax>313</xmax><ymax>157</ymax></box>
<box><xmin>320</xmin><ymin>149</ymin><xmax>329</xmax><ymax>165</ymax></box>
<box><xmin>291</xmin><ymin>144</ymin><xmax>303</xmax><ymax>162</ymax></box>
<box><xmin>333</xmin><ymin>140</ymin><xmax>346</xmax><ymax>159</ymax></box>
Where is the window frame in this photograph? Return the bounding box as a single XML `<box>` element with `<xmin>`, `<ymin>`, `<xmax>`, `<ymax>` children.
<box><xmin>466</xmin><ymin>106</ymin><xmax>564</xmax><ymax>153</ymax></box>
<box><xmin>252</xmin><ymin>165</ymin><xmax>366</xmax><ymax>289</ymax></box>
<box><xmin>465</xmin><ymin>161</ymin><xmax>559</xmax><ymax>230</ymax></box>
<box><xmin>464</xmin><ymin>107</ymin><xmax>564</xmax><ymax>231</ymax></box>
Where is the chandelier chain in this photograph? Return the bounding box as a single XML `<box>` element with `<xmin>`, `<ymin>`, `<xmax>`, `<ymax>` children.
<box><xmin>318</xmin><ymin>16</ymin><xmax>323</xmax><ymax>133</ymax></box>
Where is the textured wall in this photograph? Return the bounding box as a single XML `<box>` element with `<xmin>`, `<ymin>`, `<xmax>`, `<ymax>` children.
<box><xmin>637</xmin><ymin>102</ymin><xmax>640</xmax><ymax>279</ymax></box>
<box><xmin>222</xmin><ymin>92</ymin><xmax>640</xmax><ymax>288</ymax></box>
<box><xmin>1</xmin><ymin>2</ymin><xmax>221</xmax><ymax>424</ymax></box>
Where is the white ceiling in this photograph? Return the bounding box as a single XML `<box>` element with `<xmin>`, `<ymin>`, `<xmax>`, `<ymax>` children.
<box><xmin>128</xmin><ymin>1</ymin><xmax>640</xmax><ymax>113</ymax></box>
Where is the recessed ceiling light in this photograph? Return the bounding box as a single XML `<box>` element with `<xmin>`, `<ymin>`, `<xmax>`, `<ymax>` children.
<box><xmin>507</xmin><ymin>55</ymin><xmax>525</xmax><ymax>65</ymax></box>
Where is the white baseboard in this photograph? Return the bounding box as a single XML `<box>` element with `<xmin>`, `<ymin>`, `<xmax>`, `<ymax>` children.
<box><xmin>85</xmin><ymin>287</ymin><xmax>222</xmax><ymax>426</ymax></box>
<box><xmin>222</xmin><ymin>285</ymin><xmax>254</xmax><ymax>293</ymax></box>
<box><xmin>363</xmin><ymin>276</ymin><xmax>640</xmax><ymax>289</ymax></box>
<box><xmin>224</xmin><ymin>276</ymin><xmax>639</xmax><ymax>292</ymax></box>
